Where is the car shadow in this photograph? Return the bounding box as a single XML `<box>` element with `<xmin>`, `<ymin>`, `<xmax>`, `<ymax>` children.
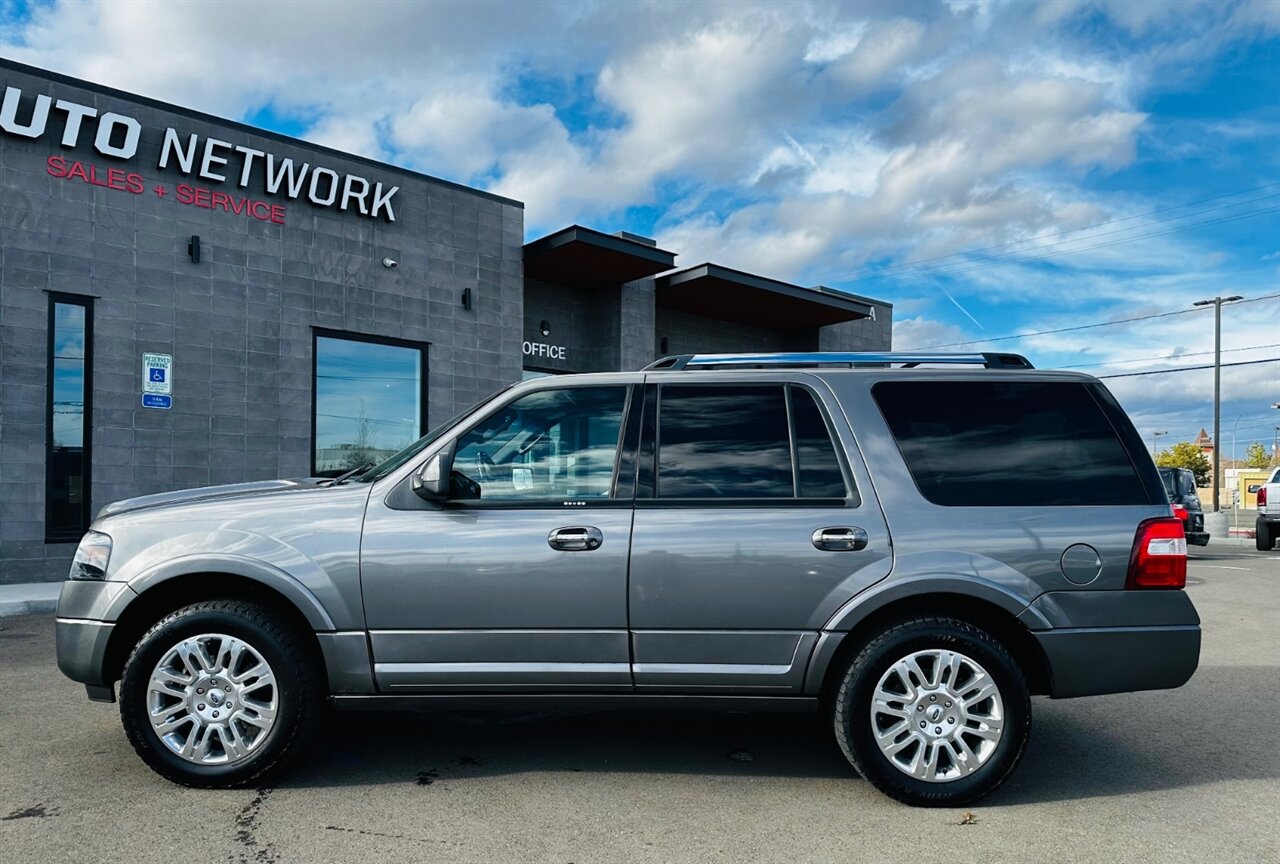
<box><xmin>280</xmin><ymin>664</ymin><xmax>1279</xmax><ymax>805</ymax></box>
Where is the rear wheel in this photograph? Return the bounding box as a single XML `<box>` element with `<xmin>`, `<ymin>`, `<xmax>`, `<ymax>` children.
<box><xmin>831</xmin><ymin>617</ymin><xmax>1031</xmax><ymax>807</ymax></box>
<box><xmin>1257</xmin><ymin>522</ymin><xmax>1274</xmax><ymax>551</ymax></box>
<box><xmin>119</xmin><ymin>600</ymin><xmax>320</xmax><ymax>788</ymax></box>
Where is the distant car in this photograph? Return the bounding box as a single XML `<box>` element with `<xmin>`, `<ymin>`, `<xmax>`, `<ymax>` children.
<box><xmin>1254</xmin><ymin>466</ymin><xmax>1280</xmax><ymax>551</ymax></box>
<box><xmin>1158</xmin><ymin>467</ymin><xmax>1209</xmax><ymax>546</ymax></box>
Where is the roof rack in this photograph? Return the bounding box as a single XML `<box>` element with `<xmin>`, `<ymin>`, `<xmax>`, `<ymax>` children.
<box><xmin>643</xmin><ymin>352</ymin><xmax>1034</xmax><ymax>371</ymax></box>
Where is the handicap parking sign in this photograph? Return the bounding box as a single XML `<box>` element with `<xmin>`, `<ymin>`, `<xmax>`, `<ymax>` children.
<box><xmin>142</xmin><ymin>353</ymin><xmax>173</xmax><ymax>395</ymax></box>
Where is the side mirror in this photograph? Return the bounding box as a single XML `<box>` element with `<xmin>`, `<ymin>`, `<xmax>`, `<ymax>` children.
<box><xmin>1248</xmin><ymin>484</ymin><xmax>1262</xmax><ymax>494</ymax></box>
<box><xmin>412</xmin><ymin>441</ymin><xmax>455</xmax><ymax>501</ymax></box>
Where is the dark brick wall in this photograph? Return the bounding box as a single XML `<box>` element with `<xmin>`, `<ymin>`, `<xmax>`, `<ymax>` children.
<box><xmin>654</xmin><ymin>308</ymin><xmax>816</xmax><ymax>356</ymax></box>
<box><xmin>0</xmin><ymin>65</ymin><xmax>524</xmax><ymax>583</ymax></box>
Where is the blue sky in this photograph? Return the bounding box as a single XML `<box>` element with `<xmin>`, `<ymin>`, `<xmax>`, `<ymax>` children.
<box><xmin>3</xmin><ymin>0</ymin><xmax>1277</xmax><ymax>458</ymax></box>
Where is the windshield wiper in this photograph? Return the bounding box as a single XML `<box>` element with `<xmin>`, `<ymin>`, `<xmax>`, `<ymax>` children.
<box><xmin>328</xmin><ymin>461</ymin><xmax>375</xmax><ymax>486</ymax></box>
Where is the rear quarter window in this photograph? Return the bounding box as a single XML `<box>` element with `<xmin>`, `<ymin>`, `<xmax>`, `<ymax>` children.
<box><xmin>872</xmin><ymin>380</ymin><xmax>1150</xmax><ymax>507</ymax></box>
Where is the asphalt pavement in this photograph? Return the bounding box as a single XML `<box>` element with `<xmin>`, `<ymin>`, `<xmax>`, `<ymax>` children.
<box><xmin>1</xmin><ymin>546</ymin><xmax>1276</xmax><ymax>863</ymax></box>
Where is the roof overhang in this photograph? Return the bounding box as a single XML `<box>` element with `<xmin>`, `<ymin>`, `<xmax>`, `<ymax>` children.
<box><xmin>524</xmin><ymin>225</ymin><xmax>677</xmax><ymax>288</ymax></box>
<box><xmin>655</xmin><ymin>264</ymin><xmax>875</xmax><ymax>328</ymax></box>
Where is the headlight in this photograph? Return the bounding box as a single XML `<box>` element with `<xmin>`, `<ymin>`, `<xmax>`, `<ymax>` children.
<box><xmin>69</xmin><ymin>531</ymin><xmax>112</xmax><ymax>580</ymax></box>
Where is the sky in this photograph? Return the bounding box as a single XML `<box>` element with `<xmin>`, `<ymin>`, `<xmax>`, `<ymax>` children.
<box><xmin>2</xmin><ymin>0</ymin><xmax>1278</xmax><ymax>460</ymax></box>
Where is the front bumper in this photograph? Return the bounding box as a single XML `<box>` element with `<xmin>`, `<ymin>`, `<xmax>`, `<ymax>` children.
<box><xmin>54</xmin><ymin>580</ymin><xmax>135</xmax><ymax>702</ymax></box>
<box><xmin>55</xmin><ymin>617</ymin><xmax>115</xmax><ymax>693</ymax></box>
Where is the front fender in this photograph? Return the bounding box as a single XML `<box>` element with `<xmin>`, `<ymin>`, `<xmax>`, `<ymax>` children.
<box><xmin>106</xmin><ymin>532</ymin><xmax>345</xmax><ymax>630</ymax></box>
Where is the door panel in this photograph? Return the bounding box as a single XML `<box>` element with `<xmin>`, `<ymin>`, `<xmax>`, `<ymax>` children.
<box><xmin>627</xmin><ymin>377</ymin><xmax>893</xmax><ymax>693</ymax></box>
<box><xmin>362</xmin><ymin>504</ymin><xmax>634</xmax><ymax>690</ymax></box>
<box><xmin>628</xmin><ymin>505</ymin><xmax>891</xmax><ymax>691</ymax></box>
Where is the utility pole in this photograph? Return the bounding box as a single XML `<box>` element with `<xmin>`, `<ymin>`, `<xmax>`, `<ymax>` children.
<box><xmin>1193</xmin><ymin>295</ymin><xmax>1243</xmax><ymax>511</ymax></box>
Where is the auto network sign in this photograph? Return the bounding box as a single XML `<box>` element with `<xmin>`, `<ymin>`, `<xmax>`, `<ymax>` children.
<box><xmin>0</xmin><ymin>85</ymin><xmax>400</xmax><ymax>223</ymax></box>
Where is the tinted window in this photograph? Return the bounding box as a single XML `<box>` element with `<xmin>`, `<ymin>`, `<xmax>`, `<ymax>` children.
<box><xmin>873</xmin><ymin>381</ymin><xmax>1147</xmax><ymax>507</ymax></box>
<box><xmin>657</xmin><ymin>385</ymin><xmax>792</xmax><ymax>498</ymax></box>
<box><xmin>47</xmin><ymin>297</ymin><xmax>92</xmax><ymax>540</ymax></box>
<box><xmin>791</xmin><ymin>387</ymin><xmax>850</xmax><ymax>499</ymax></box>
<box><xmin>453</xmin><ymin>386</ymin><xmax>627</xmax><ymax>501</ymax></box>
<box><xmin>314</xmin><ymin>334</ymin><xmax>426</xmax><ymax>477</ymax></box>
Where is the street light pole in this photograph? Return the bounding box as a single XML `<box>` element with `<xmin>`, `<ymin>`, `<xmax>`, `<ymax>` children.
<box><xmin>1192</xmin><ymin>295</ymin><xmax>1243</xmax><ymax>511</ymax></box>
<box><xmin>1152</xmin><ymin>430</ymin><xmax>1167</xmax><ymax>454</ymax></box>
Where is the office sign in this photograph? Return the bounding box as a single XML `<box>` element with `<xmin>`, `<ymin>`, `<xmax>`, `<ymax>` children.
<box><xmin>523</xmin><ymin>341</ymin><xmax>567</xmax><ymax>361</ymax></box>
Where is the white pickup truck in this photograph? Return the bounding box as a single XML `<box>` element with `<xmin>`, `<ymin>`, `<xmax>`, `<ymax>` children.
<box><xmin>1253</xmin><ymin>466</ymin><xmax>1280</xmax><ymax>551</ymax></box>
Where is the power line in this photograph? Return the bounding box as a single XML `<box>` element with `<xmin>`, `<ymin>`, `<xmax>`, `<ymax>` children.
<box><xmin>911</xmin><ymin>292</ymin><xmax>1280</xmax><ymax>349</ymax></box>
<box><xmin>848</xmin><ymin>185</ymin><xmax>1280</xmax><ymax>282</ymax></box>
<box><xmin>1060</xmin><ymin>343</ymin><xmax>1280</xmax><ymax>370</ymax></box>
<box><xmin>846</xmin><ymin>182</ymin><xmax>1280</xmax><ymax>279</ymax></box>
<box><xmin>1097</xmin><ymin>358</ymin><xmax>1278</xmax><ymax>379</ymax></box>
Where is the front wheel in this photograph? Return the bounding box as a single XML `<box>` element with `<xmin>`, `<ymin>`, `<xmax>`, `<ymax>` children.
<box><xmin>119</xmin><ymin>600</ymin><xmax>321</xmax><ymax>788</ymax></box>
<box><xmin>831</xmin><ymin>617</ymin><xmax>1031</xmax><ymax>807</ymax></box>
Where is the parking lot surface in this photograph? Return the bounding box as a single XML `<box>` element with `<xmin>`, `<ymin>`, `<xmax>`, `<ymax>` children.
<box><xmin>2</xmin><ymin>546</ymin><xmax>1277</xmax><ymax>863</ymax></box>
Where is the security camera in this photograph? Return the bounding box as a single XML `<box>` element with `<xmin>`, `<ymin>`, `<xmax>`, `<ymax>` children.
<box><xmin>382</xmin><ymin>258</ymin><xmax>398</xmax><ymax>269</ymax></box>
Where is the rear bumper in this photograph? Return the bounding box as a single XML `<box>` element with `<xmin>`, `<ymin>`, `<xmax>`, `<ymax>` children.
<box><xmin>1186</xmin><ymin>531</ymin><xmax>1210</xmax><ymax>546</ymax></box>
<box><xmin>1033</xmin><ymin>624</ymin><xmax>1200</xmax><ymax>698</ymax></box>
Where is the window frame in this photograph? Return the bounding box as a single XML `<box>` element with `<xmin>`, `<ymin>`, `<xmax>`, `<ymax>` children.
<box><xmin>311</xmin><ymin>328</ymin><xmax>429</xmax><ymax>478</ymax></box>
<box><xmin>45</xmin><ymin>292</ymin><xmax>94</xmax><ymax>543</ymax></box>
<box><xmin>632</xmin><ymin>381</ymin><xmax>855</xmax><ymax>507</ymax></box>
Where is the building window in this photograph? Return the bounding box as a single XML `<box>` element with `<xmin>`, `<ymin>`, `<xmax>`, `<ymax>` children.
<box><xmin>313</xmin><ymin>331</ymin><xmax>427</xmax><ymax>477</ymax></box>
<box><xmin>46</xmin><ymin>294</ymin><xmax>93</xmax><ymax>541</ymax></box>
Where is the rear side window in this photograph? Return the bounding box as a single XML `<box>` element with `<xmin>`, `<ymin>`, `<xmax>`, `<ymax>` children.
<box><xmin>791</xmin><ymin>387</ymin><xmax>850</xmax><ymax>499</ymax></box>
<box><xmin>872</xmin><ymin>381</ymin><xmax>1147</xmax><ymax>507</ymax></box>
<box><xmin>657</xmin><ymin>385</ymin><xmax>793</xmax><ymax>498</ymax></box>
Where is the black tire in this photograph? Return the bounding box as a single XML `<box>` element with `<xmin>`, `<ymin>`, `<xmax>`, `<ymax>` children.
<box><xmin>1257</xmin><ymin>523</ymin><xmax>1273</xmax><ymax>551</ymax></box>
<box><xmin>831</xmin><ymin>616</ymin><xmax>1031</xmax><ymax>807</ymax></box>
<box><xmin>119</xmin><ymin>599</ymin><xmax>321</xmax><ymax>788</ymax></box>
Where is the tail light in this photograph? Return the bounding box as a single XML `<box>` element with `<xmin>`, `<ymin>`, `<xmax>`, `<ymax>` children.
<box><xmin>1171</xmin><ymin>503</ymin><xmax>1190</xmax><ymax>522</ymax></box>
<box><xmin>1127</xmin><ymin>517</ymin><xmax>1187</xmax><ymax>589</ymax></box>
<box><xmin>1259</xmin><ymin>486</ymin><xmax>1268</xmax><ymax>507</ymax></box>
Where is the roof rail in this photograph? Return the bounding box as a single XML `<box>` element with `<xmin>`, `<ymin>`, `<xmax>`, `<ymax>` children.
<box><xmin>642</xmin><ymin>352</ymin><xmax>1034</xmax><ymax>371</ymax></box>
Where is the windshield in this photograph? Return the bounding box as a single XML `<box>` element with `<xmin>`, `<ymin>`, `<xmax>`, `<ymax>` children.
<box><xmin>355</xmin><ymin>384</ymin><xmax>516</xmax><ymax>483</ymax></box>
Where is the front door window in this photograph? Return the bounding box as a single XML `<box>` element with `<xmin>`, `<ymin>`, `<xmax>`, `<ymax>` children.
<box><xmin>452</xmin><ymin>386</ymin><xmax>628</xmax><ymax>502</ymax></box>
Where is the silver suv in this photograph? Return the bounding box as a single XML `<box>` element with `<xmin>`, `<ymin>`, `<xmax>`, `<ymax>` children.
<box><xmin>55</xmin><ymin>352</ymin><xmax>1200</xmax><ymax>806</ymax></box>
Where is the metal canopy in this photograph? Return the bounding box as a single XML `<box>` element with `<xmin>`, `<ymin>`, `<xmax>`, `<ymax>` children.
<box><xmin>655</xmin><ymin>264</ymin><xmax>876</xmax><ymax>328</ymax></box>
<box><xmin>523</xmin><ymin>225</ymin><xmax>677</xmax><ymax>288</ymax></box>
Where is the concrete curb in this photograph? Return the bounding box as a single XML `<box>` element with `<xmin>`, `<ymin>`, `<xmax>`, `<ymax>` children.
<box><xmin>0</xmin><ymin>583</ymin><xmax>60</xmax><ymax>618</ymax></box>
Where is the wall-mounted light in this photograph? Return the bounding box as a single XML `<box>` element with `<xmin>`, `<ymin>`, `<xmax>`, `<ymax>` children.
<box><xmin>187</xmin><ymin>235</ymin><xmax>200</xmax><ymax>264</ymax></box>
<box><xmin>381</xmin><ymin>257</ymin><xmax>398</xmax><ymax>268</ymax></box>
<box><xmin>461</xmin><ymin>287</ymin><xmax>473</xmax><ymax>310</ymax></box>
<box><xmin>540</xmin><ymin>320</ymin><xmax>551</xmax><ymax>337</ymax></box>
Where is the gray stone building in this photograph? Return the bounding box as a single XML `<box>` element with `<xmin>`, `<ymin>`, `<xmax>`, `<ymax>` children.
<box><xmin>0</xmin><ymin>59</ymin><xmax>891</xmax><ymax>584</ymax></box>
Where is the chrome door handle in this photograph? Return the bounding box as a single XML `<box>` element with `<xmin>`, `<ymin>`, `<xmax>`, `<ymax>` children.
<box><xmin>812</xmin><ymin>526</ymin><xmax>868</xmax><ymax>552</ymax></box>
<box><xmin>548</xmin><ymin>526</ymin><xmax>603</xmax><ymax>551</ymax></box>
